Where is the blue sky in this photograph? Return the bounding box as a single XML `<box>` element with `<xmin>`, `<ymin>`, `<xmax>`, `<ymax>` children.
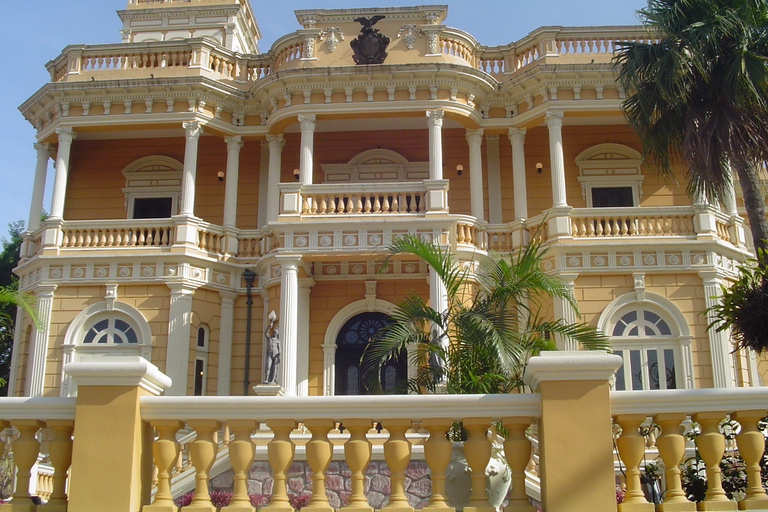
<box><xmin>0</xmin><ymin>0</ymin><xmax>645</xmax><ymax>241</ymax></box>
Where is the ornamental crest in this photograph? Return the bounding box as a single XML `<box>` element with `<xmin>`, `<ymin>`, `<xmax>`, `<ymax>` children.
<box><xmin>351</xmin><ymin>15</ymin><xmax>389</xmax><ymax>65</ymax></box>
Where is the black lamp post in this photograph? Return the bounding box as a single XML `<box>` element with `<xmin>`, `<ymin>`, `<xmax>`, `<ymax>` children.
<box><xmin>242</xmin><ymin>268</ymin><xmax>256</xmax><ymax>396</ymax></box>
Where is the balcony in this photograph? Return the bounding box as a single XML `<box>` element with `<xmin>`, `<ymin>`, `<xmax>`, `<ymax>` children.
<box><xmin>2</xmin><ymin>353</ymin><xmax>767</xmax><ymax>511</ymax></box>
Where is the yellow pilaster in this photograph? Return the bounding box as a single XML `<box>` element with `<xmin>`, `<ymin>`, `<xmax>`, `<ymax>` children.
<box><xmin>523</xmin><ymin>351</ymin><xmax>623</xmax><ymax>512</ymax></box>
<box><xmin>64</xmin><ymin>358</ymin><xmax>171</xmax><ymax>512</ymax></box>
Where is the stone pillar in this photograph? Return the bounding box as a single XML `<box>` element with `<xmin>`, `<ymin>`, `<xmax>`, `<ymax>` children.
<box><xmin>257</xmin><ymin>140</ymin><xmax>270</xmax><ymax>228</ymax></box>
<box><xmin>551</xmin><ymin>274</ymin><xmax>578</xmax><ymax>351</ymax></box>
<box><xmin>427</xmin><ymin>110</ymin><xmax>444</xmax><ymax>180</ymax></box>
<box><xmin>25</xmin><ymin>285</ymin><xmax>56</xmax><ymax>397</ymax></box>
<box><xmin>7</xmin><ymin>307</ymin><xmax>25</xmax><ymax>396</ymax></box>
<box><xmin>49</xmin><ymin>128</ymin><xmax>76</xmax><ymax>220</ymax></box>
<box><xmin>466</xmin><ymin>129</ymin><xmax>485</xmax><ymax>220</ymax></box>
<box><xmin>299</xmin><ymin>114</ymin><xmax>316</xmax><ymax>186</ymax></box>
<box><xmin>223</xmin><ymin>136</ymin><xmax>243</xmax><ymax>228</ymax></box>
<box><xmin>700</xmin><ymin>271</ymin><xmax>735</xmax><ymax>388</ymax></box>
<box><xmin>485</xmin><ymin>134</ymin><xmax>502</xmax><ymax>224</ymax></box>
<box><xmin>297</xmin><ymin>277</ymin><xmax>315</xmax><ymax>396</ymax></box>
<box><xmin>166</xmin><ymin>282</ymin><xmax>196</xmax><ymax>396</ymax></box>
<box><xmin>508</xmin><ymin>128</ymin><xmax>528</xmax><ymax>220</ymax></box>
<box><xmin>278</xmin><ymin>256</ymin><xmax>300</xmax><ymax>395</ymax></box>
<box><xmin>180</xmin><ymin>121</ymin><xmax>203</xmax><ymax>216</ymax></box>
<box><xmin>217</xmin><ymin>291</ymin><xmax>237</xmax><ymax>396</ymax></box>
<box><xmin>524</xmin><ymin>351</ymin><xmax>623</xmax><ymax>512</ymax></box>
<box><xmin>266</xmin><ymin>134</ymin><xmax>285</xmax><ymax>223</ymax></box>
<box><xmin>545</xmin><ymin>111</ymin><xmax>568</xmax><ymax>208</ymax></box>
<box><xmin>28</xmin><ymin>143</ymin><xmax>52</xmax><ymax>231</ymax></box>
<box><xmin>65</xmin><ymin>359</ymin><xmax>171</xmax><ymax>512</ymax></box>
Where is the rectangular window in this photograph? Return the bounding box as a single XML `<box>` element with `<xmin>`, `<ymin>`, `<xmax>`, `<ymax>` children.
<box><xmin>194</xmin><ymin>358</ymin><xmax>206</xmax><ymax>396</ymax></box>
<box><xmin>614</xmin><ymin>347</ymin><xmax>678</xmax><ymax>391</ymax></box>
<box><xmin>132</xmin><ymin>197</ymin><xmax>173</xmax><ymax>219</ymax></box>
<box><xmin>591</xmin><ymin>187</ymin><xmax>634</xmax><ymax>207</ymax></box>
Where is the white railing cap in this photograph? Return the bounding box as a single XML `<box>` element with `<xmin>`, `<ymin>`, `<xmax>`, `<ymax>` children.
<box><xmin>65</xmin><ymin>356</ymin><xmax>171</xmax><ymax>396</ymax></box>
<box><xmin>141</xmin><ymin>393</ymin><xmax>541</xmax><ymax>422</ymax></box>
<box><xmin>611</xmin><ymin>387</ymin><xmax>768</xmax><ymax>416</ymax></box>
<box><xmin>524</xmin><ymin>351</ymin><xmax>623</xmax><ymax>391</ymax></box>
<box><xmin>0</xmin><ymin>397</ymin><xmax>77</xmax><ymax>421</ymax></box>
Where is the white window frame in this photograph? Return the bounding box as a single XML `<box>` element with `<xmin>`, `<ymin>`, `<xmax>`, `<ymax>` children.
<box><xmin>121</xmin><ymin>156</ymin><xmax>183</xmax><ymax>219</ymax></box>
<box><xmin>575</xmin><ymin>143</ymin><xmax>644</xmax><ymax>208</ymax></box>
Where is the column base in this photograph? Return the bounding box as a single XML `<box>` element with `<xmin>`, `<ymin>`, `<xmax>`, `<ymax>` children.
<box><xmin>656</xmin><ymin>501</ymin><xmax>697</xmax><ymax>512</ymax></box>
<box><xmin>221</xmin><ymin>504</ymin><xmax>256</xmax><ymax>512</ymax></box>
<box><xmin>4</xmin><ymin>500</ymin><xmax>38</xmax><ymax>512</ymax></box>
<box><xmin>739</xmin><ymin>497</ymin><xmax>768</xmax><ymax>510</ymax></box>
<box><xmin>261</xmin><ymin>504</ymin><xmax>294</xmax><ymax>512</ymax></box>
<box><xmin>253</xmin><ymin>384</ymin><xmax>285</xmax><ymax>396</ymax></box>
<box><xmin>464</xmin><ymin>505</ymin><xmax>497</xmax><ymax>512</ymax></box>
<box><xmin>302</xmin><ymin>504</ymin><xmax>335</xmax><ymax>512</ymax></box>
<box><xmin>182</xmin><ymin>503</ymin><xmax>218</xmax><ymax>512</ymax></box>
<box><xmin>339</xmin><ymin>503</ymin><xmax>374</xmax><ymax>512</ymax></box>
<box><xmin>380</xmin><ymin>505</ymin><xmax>414</xmax><ymax>512</ymax></box>
<box><xmin>618</xmin><ymin>502</ymin><xmax>656</xmax><ymax>512</ymax></box>
<box><xmin>423</xmin><ymin>504</ymin><xmax>454</xmax><ymax>512</ymax></box>
<box><xmin>144</xmin><ymin>502</ymin><xmax>180</xmax><ymax>512</ymax></box>
<box><xmin>697</xmin><ymin>501</ymin><xmax>738</xmax><ymax>511</ymax></box>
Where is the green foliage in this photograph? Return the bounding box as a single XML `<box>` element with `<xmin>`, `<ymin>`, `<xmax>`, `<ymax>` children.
<box><xmin>707</xmin><ymin>247</ymin><xmax>768</xmax><ymax>353</ymax></box>
<box><xmin>0</xmin><ymin>451</ymin><xmax>11</xmax><ymax>499</ymax></box>
<box><xmin>361</xmin><ymin>234</ymin><xmax>610</xmax><ymax>394</ymax></box>
<box><xmin>614</xmin><ymin>0</ymin><xmax>768</xmax><ymax>256</ymax></box>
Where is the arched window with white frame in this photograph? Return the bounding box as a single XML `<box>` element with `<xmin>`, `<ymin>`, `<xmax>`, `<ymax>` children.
<box><xmin>599</xmin><ymin>293</ymin><xmax>693</xmax><ymax>390</ymax></box>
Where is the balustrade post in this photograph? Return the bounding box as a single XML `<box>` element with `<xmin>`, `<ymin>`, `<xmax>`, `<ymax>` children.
<box><xmin>184</xmin><ymin>419</ymin><xmax>222</xmax><ymax>512</ymax></box>
<box><xmin>614</xmin><ymin>415</ymin><xmax>654</xmax><ymax>512</ymax></box>
<box><xmin>224</xmin><ymin>420</ymin><xmax>257</xmax><ymax>512</ymax></box>
<box><xmin>462</xmin><ymin>418</ymin><xmax>494</xmax><ymax>512</ymax></box>
<box><xmin>382</xmin><ymin>419</ymin><xmax>414</xmax><ymax>512</ymax></box>
<box><xmin>421</xmin><ymin>419</ymin><xmax>454</xmax><ymax>512</ymax></box>
<box><xmin>8</xmin><ymin>419</ymin><xmax>44</xmax><ymax>512</ymax></box>
<box><xmin>42</xmin><ymin>419</ymin><xmax>74</xmax><ymax>512</ymax></box>
<box><xmin>502</xmin><ymin>417</ymin><xmax>536</xmax><ymax>512</ymax></box>
<box><xmin>145</xmin><ymin>420</ymin><xmax>184</xmax><ymax>512</ymax></box>
<box><xmin>692</xmin><ymin>412</ymin><xmax>736</xmax><ymax>509</ymax></box>
<box><xmin>303</xmin><ymin>420</ymin><xmax>335</xmax><ymax>512</ymax></box>
<box><xmin>262</xmin><ymin>419</ymin><xmax>297</xmax><ymax>512</ymax></box>
<box><xmin>341</xmin><ymin>419</ymin><xmax>373</xmax><ymax>512</ymax></box>
<box><xmin>654</xmin><ymin>413</ymin><xmax>696</xmax><ymax>511</ymax></box>
<box><xmin>733</xmin><ymin>410</ymin><xmax>768</xmax><ymax>508</ymax></box>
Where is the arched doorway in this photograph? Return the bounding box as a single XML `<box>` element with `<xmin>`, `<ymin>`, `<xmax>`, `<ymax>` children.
<box><xmin>334</xmin><ymin>312</ymin><xmax>407</xmax><ymax>395</ymax></box>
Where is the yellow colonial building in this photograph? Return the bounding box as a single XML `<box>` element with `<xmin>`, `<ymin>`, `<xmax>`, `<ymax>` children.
<box><xmin>5</xmin><ymin>3</ymin><xmax>768</xmax><ymax>511</ymax></box>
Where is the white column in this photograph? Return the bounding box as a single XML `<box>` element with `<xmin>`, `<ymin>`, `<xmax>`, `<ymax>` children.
<box><xmin>485</xmin><ymin>134</ymin><xmax>502</xmax><ymax>224</ymax></box>
<box><xmin>427</xmin><ymin>110</ymin><xmax>444</xmax><ymax>180</ymax></box>
<box><xmin>723</xmin><ymin>177</ymin><xmax>739</xmax><ymax>217</ymax></box>
<box><xmin>266</xmin><ymin>134</ymin><xmax>285</xmax><ymax>223</ymax></box>
<box><xmin>551</xmin><ymin>274</ymin><xmax>578</xmax><ymax>351</ymax></box>
<box><xmin>166</xmin><ymin>283</ymin><xmax>196</xmax><ymax>396</ymax></box>
<box><xmin>49</xmin><ymin>128</ymin><xmax>77</xmax><ymax>220</ymax></box>
<box><xmin>28</xmin><ymin>143</ymin><xmax>52</xmax><ymax>231</ymax></box>
<box><xmin>222</xmin><ymin>136</ymin><xmax>243</xmax><ymax>229</ymax></box>
<box><xmin>278</xmin><ymin>257</ymin><xmax>300</xmax><ymax>395</ymax></box>
<box><xmin>700</xmin><ymin>271</ymin><xmax>736</xmax><ymax>388</ymax></box>
<box><xmin>7</xmin><ymin>307</ymin><xmax>25</xmax><ymax>396</ymax></box>
<box><xmin>25</xmin><ymin>285</ymin><xmax>56</xmax><ymax>397</ymax></box>
<box><xmin>508</xmin><ymin>128</ymin><xmax>528</xmax><ymax>220</ymax></box>
<box><xmin>466</xmin><ymin>129</ymin><xmax>485</xmax><ymax>220</ymax></box>
<box><xmin>257</xmin><ymin>141</ymin><xmax>270</xmax><ymax>227</ymax></box>
<box><xmin>298</xmin><ymin>114</ymin><xmax>316</xmax><ymax>186</ymax></box>
<box><xmin>217</xmin><ymin>291</ymin><xmax>237</xmax><ymax>396</ymax></box>
<box><xmin>180</xmin><ymin>121</ymin><xmax>203</xmax><ymax>216</ymax></box>
<box><xmin>545</xmin><ymin>110</ymin><xmax>568</xmax><ymax>208</ymax></box>
<box><xmin>322</xmin><ymin>341</ymin><xmax>335</xmax><ymax>396</ymax></box>
<box><xmin>297</xmin><ymin>277</ymin><xmax>315</xmax><ymax>396</ymax></box>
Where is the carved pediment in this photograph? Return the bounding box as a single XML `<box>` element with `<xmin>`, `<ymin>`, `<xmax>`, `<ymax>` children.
<box><xmin>322</xmin><ymin>148</ymin><xmax>429</xmax><ymax>182</ymax></box>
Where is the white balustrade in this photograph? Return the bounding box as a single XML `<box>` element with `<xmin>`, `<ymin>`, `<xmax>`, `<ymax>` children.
<box><xmin>59</xmin><ymin>221</ymin><xmax>175</xmax><ymax>249</ymax></box>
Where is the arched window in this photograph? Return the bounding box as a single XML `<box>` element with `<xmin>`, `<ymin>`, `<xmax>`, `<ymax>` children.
<box><xmin>82</xmin><ymin>317</ymin><xmax>138</xmax><ymax>345</ymax></box>
<box><xmin>334</xmin><ymin>312</ymin><xmax>407</xmax><ymax>395</ymax></box>
<box><xmin>194</xmin><ymin>325</ymin><xmax>209</xmax><ymax>396</ymax></box>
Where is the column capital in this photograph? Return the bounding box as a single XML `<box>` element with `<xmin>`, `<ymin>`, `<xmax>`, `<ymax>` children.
<box><xmin>298</xmin><ymin>114</ymin><xmax>317</xmax><ymax>131</ymax></box>
<box><xmin>699</xmin><ymin>270</ymin><xmax>728</xmax><ymax>285</ymax></box>
<box><xmin>219</xmin><ymin>290</ymin><xmax>239</xmax><ymax>302</ymax></box>
<box><xmin>266</xmin><ymin>134</ymin><xmax>286</xmax><ymax>151</ymax></box>
<box><xmin>545</xmin><ymin>110</ymin><xmax>564</xmax><ymax>128</ymax></box>
<box><xmin>183</xmin><ymin>121</ymin><xmax>203</xmax><ymax>139</ymax></box>
<box><xmin>34</xmin><ymin>284</ymin><xmax>58</xmax><ymax>298</ymax></box>
<box><xmin>465</xmin><ymin>128</ymin><xmax>484</xmax><ymax>146</ymax></box>
<box><xmin>55</xmin><ymin>127</ymin><xmax>77</xmax><ymax>144</ymax></box>
<box><xmin>426</xmin><ymin>109</ymin><xmax>444</xmax><ymax>127</ymax></box>
<box><xmin>485</xmin><ymin>133</ymin><xmax>500</xmax><ymax>143</ymax></box>
<box><xmin>166</xmin><ymin>281</ymin><xmax>199</xmax><ymax>296</ymax></box>
<box><xmin>224</xmin><ymin>135</ymin><xmax>243</xmax><ymax>152</ymax></box>
<box><xmin>508</xmin><ymin>127</ymin><xmax>526</xmax><ymax>143</ymax></box>
<box><xmin>34</xmin><ymin>143</ymin><xmax>53</xmax><ymax>156</ymax></box>
<box><xmin>276</xmin><ymin>254</ymin><xmax>302</xmax><ymax>272</ymax></box>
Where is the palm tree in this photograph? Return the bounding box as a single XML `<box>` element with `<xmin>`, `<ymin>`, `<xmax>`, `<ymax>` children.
<box><xmin>361</xmin><ymin>234</ymin><xmax>609</xmax><ymax>394</ymax></box>
<box><xmin>614</xmin><ymin>0</ymin><xmax>768</xmax><ymax>259</ymax></box>
<box><xmin>0</xmin><ymin>287</ymin><xmax>37</xmax><ymax>388</ymax></box>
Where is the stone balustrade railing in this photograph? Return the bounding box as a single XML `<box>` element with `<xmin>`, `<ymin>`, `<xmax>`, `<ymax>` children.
<box><xmin>59</xmin><ymin>220</ymin><xmax>176</xmax><ymax>249</ymax></box>
<box><xmin>571</xmin><ymin>207</ymin><xmax>697</xmax><ymax>238</ymax></box>
<box><xmin>141</xmin><ymin>394</ymin><xmax>541</xmax><ymax>511</ymax></box>
<box><xmin>197</xmin><ymin>223</ymin><xmax>226</xmax><ymax>256</ymax></box>
<box><xmin>611</xmin><ymin>388</ymin><xmax>768</xmax><ymax>511</ymax></box>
